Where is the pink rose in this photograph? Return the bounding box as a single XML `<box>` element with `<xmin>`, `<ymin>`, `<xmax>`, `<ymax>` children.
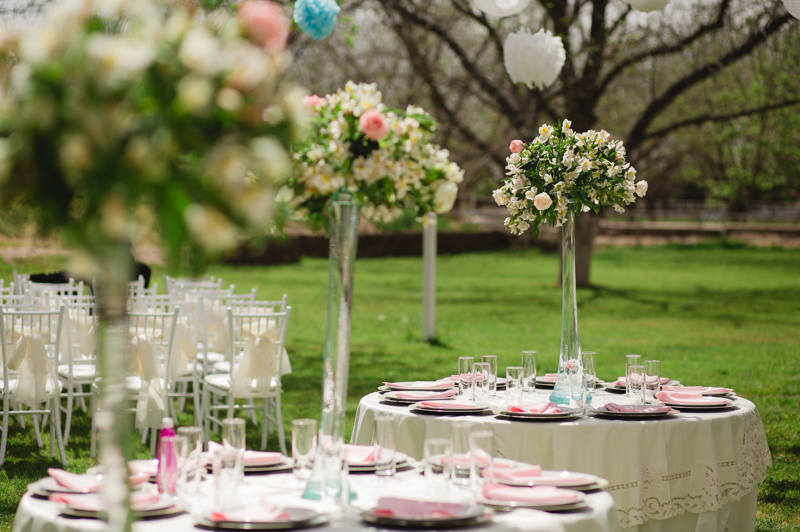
<box><xmin>533</xmin><ymin>192</ymin><xmax>553</xmax><ymax>211</ymax></box>
<box><xmin>238</xmin><ymin>1</ymin><xmax>289</xmax><ymax>52</ymax></box>
<box><xmin>358</xmin><ymin>109</ymin><xmax>389</xmax><ymax>141</ymax></box>
<box><xmin>302</xmin><ymin>94</ymin><xmax>326</xmax><ymax>111</ymax></box>
<box><xmin>509</xmin><ymin>139</ymin><xmax>524</xmax><ymax>153</ymax></box>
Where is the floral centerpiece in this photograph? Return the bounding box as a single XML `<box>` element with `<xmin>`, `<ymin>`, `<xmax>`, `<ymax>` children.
<box><xmin>0</xmin><ymin>1</ymin><xmax>305</xmax><ymax>530</ymax></box>
<box><xmin>493</xmin><ymin>119</ymin><xmax>647</xmax><ymax>406</ymax></box>
<box><xmin>280</xmin><ymin>81</ymin><xmax>463</xmax><ymax>229</ymax></box>
<box><xmin>281</xmin><ymin>82</ymin><xmax>463</xmax><ymax>500</ymax></box>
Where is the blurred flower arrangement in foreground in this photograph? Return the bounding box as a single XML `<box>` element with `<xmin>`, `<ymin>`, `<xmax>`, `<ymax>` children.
<box><xmin>281</xmin><ymin>82</ymin><xmax>464</xmax><ymax>230</ymax></box>
<box><xmin>0</xmin><ymin>0</ymin><xmax>307</xmax><ymax>266</ymax></box>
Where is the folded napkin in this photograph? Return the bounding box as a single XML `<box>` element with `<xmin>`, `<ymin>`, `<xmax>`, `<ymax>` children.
<box><xmin>344</xmin><ymin>444</ymin><xmax>376</xmax><ymax>465</ymax></box>
<box><xmin>482</xmin><ymin>482</ymin><xmax>581</xmax><ymax>505</ymax></box>
<box><xmin>616</xmin><ymin>376</ymin><xmax>670</xmax><ymax>386</ymax></box>
<box><xmin>49</xmin><ymin>492</ymin><xmax>162</xmax><ymax>512</ymax></box>
<box><xmin>371</xmin><ymin>497</ymin><xmax>467</xmax><ymax>519</ymax></box>
<box><xmin>655</xmin><ymin>391</ymin><xmax>730</xmax><ymax>405</ymax></box>
<box><xmin>207</xmin><ymin>441</ymin><xmax>283</xmax><ymax>466</ymax></box>
<box><xmin>482</xmin><ymin>466</ymin><xmax>591</xmax><ymax>486</ymax></box>
<box><xmin>540</xmin><ymin>373</ymin><xmax>558</xmax><ymax>382</ymax></box>
<box><xmin>506</xmin><ymin>402</ymin><xmax>561</xmax><ymax>414</ymax></box>
<box><xmin>661</xmin><ymin>385</ymin><xmax>732</xmax><ymax>394</ymax></box>
<box><xmin>482</xmin><ymin>465</ymin><xmax>542</xmax><ymax>480</ymax></box>
<box><xmin>128</xmin><ymin>460</ymin><xmax>158</xmax><ymax>477</ymax></box>
<box><xmin>604</xmin><ymin>403</ymin><xmax>673</xmax><ymax>413</ymax></box>
<box><xmin>419</xmin><ymin>401</ymin><xmax>479</xmax><ymax>410</ymax></box>
<box><xmin>394</xmin><ymin>390</ymin><xmax>456</xmax><ymax>400</ymax></box>
<box><xmin>47</xmin><ymin>469</ymin><xmax>102</xmax><ymax>493</ymax></box>
<box><xmin>210</xmin><ymin>498</ymin><xmax>288</xmax><ymax>523</ymax></box>
<box><xmin>383</xmin><ymin>380</ymin><xmax>454</xmax><ymax>390</ymax></box>
<box><xmin>439</xmin><ymin>456</ymin><xmax>513</xmax><ymax>468</ymax></box>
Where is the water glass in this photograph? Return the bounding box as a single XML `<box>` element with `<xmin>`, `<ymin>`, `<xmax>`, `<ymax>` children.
<box><xmin>291</xmin><ymin>419</ymin><xmax>317</xmax><ymax>481</ymax></box>
<box><xmin>505</xmin><ymin>366</ymin><xmax>524</xmax><ymax>407</ymax></box>
<box><xmin>472</xmin><ymin>362</ymin><xmax>490</xmax><ymax>402</ymax></box>
<box><xmin>481</xmin><ymin>355</ymin><xmax>498</xmax><ymax>398</ymax></box>
<box><xmin>628</xmin><ymin>365</ymin><xmax>646</xmax><ymax>405</ymax></box>
<box><xmin>222</xmin><ymin>418</ymin><xmax>246</xmax><ymax>480</ymax></box>
<box><xmin>374</xmin><ymin>413</ymin><xmax>396</xmax><ymax>477</ymax></box>
<box><xmin>469</xmin><ymin>430</ymin><xmax>494</xmax><ymax>495</ymax></box>
<box><xmin>450</xmin><ymin>421</ymin><xmax>473</xmax><ymax>486</ymax></box>
<box><xmin>521</xmin><ymin>350</ymin><xmax>537</xmax><ymax>392</ymax></box>
<box><xmin>583</xmin><ymin>351</ymin><xmax>597</xmax><ymax>392</ymax></box>
<box><xmin>458</xmin><ymin>356</ymin><xmax>474</xmax><ymax>397</ymax></box>
<box><xmin>423</xmin><ymin>437</ymin><xmax>450</xmax><ymax>480</ymax></box>
<box><xmin>213</xmin><ymin>447</ymin><xmax>242</xmax><ymax>511</ymax></box>
<box><xmin>158</xmin><ymin>432</ymin><xmax>178</xmax><ymax>496</ymax></box>
<box><xmin>625</xmin><ymin>354</ymin><xmax>642</xmax><ymax>397</ymax></box>
<box><xmin>176</xmin><ymin>426</ymin><xmax>203</xmax><ymax>494</ymax></box>
<box><xmin>644</xmin><ymin>360</ymin><xmax>661</xmax><ymax>404</ymax></box>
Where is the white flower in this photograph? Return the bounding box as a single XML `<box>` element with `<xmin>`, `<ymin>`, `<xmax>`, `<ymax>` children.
<box><xmin>433</xmin><ymin>181</ymin><xmax>458</xmax><ymax>213</ymax></box>
<box><xmin>533</xmin><ymin>192</ymin><xmax>552</xmax><ymax>211</ymax></box>
<box><xmin>492</xmin><ymin>188</ymin><xmax>507</xmax><ymax>206</ymax></box>
<box><xmin>539</xmin><ymin>124</ymin><xmax>553</xmax><ymax>141</ymax></box>
<box><xmin>636</xmin><ymin>180</ymin><xmax>648</xmax><ymax>197</ymax></box>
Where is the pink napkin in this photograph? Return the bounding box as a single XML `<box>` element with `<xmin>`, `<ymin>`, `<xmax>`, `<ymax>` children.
<box><xmin>128</xmin><ymin>460</ymin><xmax>158</xmax><ymax>477</ymax></box>
<box><xmin>661</xmin><ymin>385</ymin><xmax>732</xmax><ymax>394</ymax></box>
<box><xmin>540</xmin><ymin>373</ymin><xmax>558</xmax><ymax>382</ymax></box>
<box><xmin>440</xmin><ymin>456</ymin><xmax>513</xmax><ymax>468</ymax></box>
<box><xmin>47</xmin><ymin>469</ymin><xmax>102</xmax><ymax>493</ymax></box>
<box><xmin>482</xmin><ymin>465</ymin><xmax>542</xmax><ymax>480</ymax></box>
<box><xmin>210</xmin><ymin>499</ymin><xmax>288</xmax><ymax>523</ymax></box>
<box><xmin>49</xmin><ymin>492</ymin><xmax>161</xmax><ymax>512</ymax></box>
<box><xmin>344</xmin><ymin>444</ymin><xmax>376</xmax><ymax>465</ymax></box>
<box><xmin>616</xmin><ymin>376</ymin><xmax>670</xmax><ymax>386</ymax></box>
<box><xmin>383</xmin><ymin>380</ymin><xmax>454</xmax><ymax>390</ymax></box>
<box><xmin>482</xmin><ymin>482</ymin><xmax>581</xmax><ymax>505</ymax></box>
<box><xmin>655</xmin><ymin>391</ymin><xmax>730</xmax><ymax>405</ymax></box>
<box><xmin>371</xmin><ymin>497</ymin><xmax>466</xmax><ymax>519</ymax></box>
<box><xmin>394</xmin><ymin>390</ymin><xmax>456</xmax><ymax>400</ymax></box>
<box><xmin>506</xmin><ymin>402</ymin><xmax>561</xmax><ymax>414</ymax></box>
<box><xmin>419</xmin><ymin>401</ymin><xmax>479</xmax><ymax>410</ymax></box>
<box><xmin>604</xmin><ymin>403</ymin><xmax>673</xmax><ymax>413</ymax></box>
<box><xmin>206</xmin><ymin>441</ymin><xmax>282</xmax><ymax>466</ymax></box>
<box><xmin>482</xmin><ymin>466</ymin><xmax>591</xmax><ymax>486</ymax></box>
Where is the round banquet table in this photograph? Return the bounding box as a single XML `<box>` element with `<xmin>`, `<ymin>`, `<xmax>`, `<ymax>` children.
<box><xmin>350</xmin><ymin>387</ymin><xmax>772</xmax><ymax>532</ymax></box>
<box><xmin>14</xmin><ymin>467</ymin><xmax>620</xmax><ymax>532</ymax></box>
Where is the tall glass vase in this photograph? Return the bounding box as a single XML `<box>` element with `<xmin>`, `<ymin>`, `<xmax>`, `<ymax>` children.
<box><xmin>549</xmin><ymin>204</ymin><xmax>591</xmax><ymax>408</ymax></box>
<box><xmin>95</xmin><ymin>244</ymin><xmax>134</xmax><ymax>532</ymax></box>
<box><xmin>303</xmin><ymin>192</ymin><xmax>360</xmax><ymax>501</ymax></box>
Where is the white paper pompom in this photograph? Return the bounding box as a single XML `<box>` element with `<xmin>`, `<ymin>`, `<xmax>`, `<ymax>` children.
<box><xmin>472</xmin><ymin>0</ymin><xmax>531</xmax><ymax>18</ymax></box>
<box><xmin>783</xmin><ymin>0</ymin><xmax>800</xmax><ymax>19</ymax></box>
<box><xmin>503</xmin><ymin>28</ymin><xmax>566</xmax><ymax>90</ymax></box>
<box><xmin>627</xmin><ymin>0</ymin><xmax>670</xmax><ymax>12</ymax></box>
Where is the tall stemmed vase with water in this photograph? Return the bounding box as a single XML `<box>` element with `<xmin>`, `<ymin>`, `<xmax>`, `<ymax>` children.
<box><xmin>303</xmin><ymin>193</ymin><xmax>360</xmax><ymax>501</ymax></box>
<box><xmin>549</xmin><ymin>203</ymin><xmax>591</xmax><ymax>408</ymax></box>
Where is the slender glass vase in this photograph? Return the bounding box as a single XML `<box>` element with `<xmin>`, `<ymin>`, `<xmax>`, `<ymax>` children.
<box><xmin>303</xmin><ymin>192</ymin><xmax>360</xmax><ymax>501</ymax></box>
<box><xmin>95</xmin><ymin>245</ymin><xmax>134</xmax><ymax>532</ymax></box>
<box><xmin>549</xmin><ymin>203</ymin><xmax>591</xmax><ymax>408</ymax></box>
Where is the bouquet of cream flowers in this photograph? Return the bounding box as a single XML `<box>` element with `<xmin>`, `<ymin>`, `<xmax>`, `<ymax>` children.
<box><xmin>281</xmin><ymin>82</ymin><xmax>464</xmax><ymax>229</ymax></box>
<box><xmin>493</xmin><ymin>119</ymin><xmax>647</xmax><ymax>236</ymax></box>
<box><xmin>0</xmin><ymin>0</ymin><xmax>307</xmax><ymax>263</ymax></box>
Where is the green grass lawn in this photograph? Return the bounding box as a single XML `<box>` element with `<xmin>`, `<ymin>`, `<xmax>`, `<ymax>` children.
<box><xmin>0</xmin><ymin>242</ymin><xmax>798</xmax><ymax>531</ymax></box>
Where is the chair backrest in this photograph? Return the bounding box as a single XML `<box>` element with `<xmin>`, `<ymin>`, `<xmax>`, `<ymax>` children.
<box><xmin>127</xmin><ymin>293</ymin><xmax>174</xmax><ymax>314</ymax></box>
<box><xmin>228</xmin><ymin>294</ymin><xmax>288</xmax><ymax>314</ymax></box>
<box><xmin>0</xmin><ymin>306</ymin><xmax>65</xmax><ymax>394</ymax></box>
<box><xmin>163</xmin><ymin>274</ymin><xmax>219</xmax><ymax>296</ymax></box>
<box><xmin>0</xmin><ymin>281</ymin><xmax>14</xmax><ymax>298</ymax></box>
<box><xmin>60</xmin><ymin>297</ymin><xmax>99</xmax><ymax>369</ymax></box>
<box><xmin>226</xmin><ymin>305</ymin><xmax>292</xmax><ymax>391</ymax></box>
<box><xmin>25</xmin><ymin>279</ymin><xmax>85</xmax><ymax>309</ymax></box>
<box><xmin>128</xmin><ymin>276</ymin><xmax>159</xmax><ymax>300</ymax></box>
<box><xmin>0</xmin><ymin>294</ymin><xmax>31</xmax><ymax>309</ymax></box>
<box><xmin>128</xmin><ymin>308</ymin><xmax>180</xmax><ymax>386</ymax></box>
<box><xmin>13</xmin><ymin>271</ymin><xmax>29</xmax><ymax>295</ymax></box>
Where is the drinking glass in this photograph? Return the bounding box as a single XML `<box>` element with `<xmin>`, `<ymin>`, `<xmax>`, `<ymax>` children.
<box><xmin>213</xmin><ymin>447</ymin><xmax>242</xmax><ymax>511</ymax></box>
<box><xmin>583</xmin><ymin>351</ymin><xmax>597</xmax><ymax>392</ymax></box>
<box><xmin>521</xmin><ymin>350</ymin><xmax>537</xmax><ymax>392</ymax></box>
<box><xmin>457</xmin><ymin>356</ymin><xmax>474</xmax><ymax>397</ymax></box>
<box><xmin>449</xmin><ymin>421</ymin><xmax>473</xmax><ymax>487</ymax></box>
<box><xmin>628</xmin><ymin>365</ymin><xmax>646</xmax><ymax>405</ymax></box>
<box><xmin>481</xmin><ymin>355</ymin><xmax>498</xmax><ymax>398</ymax></box>
<box><xmin>469</xmin><ymin>430</ymin><xmax>494</xmax><ymax>495</ymax></box>
<box><xmin>159</xmin><ymin>432</ymin><xmax>178</xmax><ymax>496</ymax></box>
<box><xmin>222</xmin><ymin>418</ymin><xmax>246</xmax><ymax>481</ymax></box>
<box><xmin>374</xmin><ymin>413</ymin><xmax>396</xmax><ymax>477</ymax></box>
<box><xmin>472</xmin><ymin>362</ymin><xmax>490</xmax><ymax>402</ymax></box>
<box><xmin>291</xmin><ymin>419</ymin><xmax>317</xmax><ymax>481</ymax></box>
<box><xmin>505</xmin><ymin>366</ymin><xmax>524</xmax><ymax>408</ymax></box>
<box><xmin>176</xmin><ymin>426</ymin><xmax>203</xmax><ymax>494</ymax></box>
<box><xmin>644</xmin><ymin>360</ymin><xmax>661</xmax><ymax>404</ymax></box>
<box><xmin>423</xmin><ymin>437</ymin><xmax>450</xmax><ymax>481</ymax></box>
<box><xmin>625</xmin><ymin>354</ymin><xmax>642</xmax><ymax>397</ymax></box>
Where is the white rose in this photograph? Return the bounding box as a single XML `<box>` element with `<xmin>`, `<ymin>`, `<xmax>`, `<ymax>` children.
<box><xmin>533</xmin><ymin>192</ymin><xmax>553</xmax><ymax>211</ymax></box>
<box><xmin>433</xmin><ymin>181</ymin><xmax>458</xmax><ymax>213</ymax></box>
<box><xmin>492</xmin><ymin>188</ymin><xmax>506</xmax><ymax>206</ymax></box>
<box><xmin>636</xmin><ymin>180</ymin><xmax>648</xmax><ymax>197</ymax></box>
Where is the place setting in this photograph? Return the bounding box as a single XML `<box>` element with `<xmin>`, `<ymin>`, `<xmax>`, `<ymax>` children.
<box><xmin>360</xmin><ymin>497</ymin><xmax>494</xmax><ymax>529</ymax></box>
<box><xmin>655</xmin><ymin>390</ymin><xmax>738</xmax><ymax>412</ymax></box>
<box><xmin>380</xmin><ymin>389</ymin><xmax>458</xmax><ymax>405</ymax></box>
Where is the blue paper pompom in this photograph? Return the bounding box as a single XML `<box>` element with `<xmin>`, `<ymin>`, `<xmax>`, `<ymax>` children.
<box><xmin>293</xmin><ymin>0</ymin><xmax>340</xmax><ymax>41</ymax></box>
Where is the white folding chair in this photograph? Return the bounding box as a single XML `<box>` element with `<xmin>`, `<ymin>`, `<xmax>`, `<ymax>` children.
<box><xmin>203</xmin><ymin>306</ymin><xmax>291</xmax><ymax>453</ymax></box>
<box><xmin>0</xmin><ymin>307</ymin><xmax>67</xmax><ymax>466</ymax></box>
<box><xmin>128</xmin><ymin>276</ymin><xmax>159</xmax><ymax>301</ymax></box>
<box><xmin>0</xmin><ymin>281</ymin><xmax>15</xmax><ymax>298</ymax></box>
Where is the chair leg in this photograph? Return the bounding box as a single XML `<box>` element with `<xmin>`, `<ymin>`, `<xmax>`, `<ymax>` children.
<box><xmin>1</xmin><ymin>397</ymin><xmax>9</xmax><ymax>467</ymax></box>
<box><xmin>203</xmin><ymin>386</ymin><xmax>211</xmax><ymax>442</ymax></box>
<box><xmin>275</xmin><ymin>396</ymin><xmax>286</xmax><ymax>456</ymax></box>
<box><xmin>51</xmin><ymin>397</ymin><xmax>67</xmax><ymax>466</ymax></box>
<box><xmin>193</xmin><ymin>381</ymin><xmax>202</xmax><ymax>428</ymax></box>
<box><xmin>90</xmin><ymin>394</ymin><xmax>96</xmax><ymax>458</ymax></box>
<box><xmin>150</xmin><ymin>429</ymin><xmax>157</xmax><ymax>457</ymax></box>
<box><xmin>32</xmin><ymin>412</ymin><xmax>43</xmax><ymax>449</ymax></box>
<box><xmin>63</xmin><ymin>388</ymin><xmax>74</xmax><ymax>446</ymax></box>
<box><xmin>261</xmin><ymin>399</ymin><xmax>268</xmax><ymax>450</ymax></box>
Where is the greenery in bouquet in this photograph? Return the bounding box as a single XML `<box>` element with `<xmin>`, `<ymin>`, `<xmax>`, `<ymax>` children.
<box><xmin>0</xmin><ymin>0</ymin><xmax>307</xmax><ymax>267</ymax></box>
<box><xmin>493</xmin><ymin>119</ymin><xmax>647</xmax><ymax>237</ymax></box>
<box><xmin>280</xmin><ymin>81</ymin><xmax>464</xmax><ymax>230</ymax></box>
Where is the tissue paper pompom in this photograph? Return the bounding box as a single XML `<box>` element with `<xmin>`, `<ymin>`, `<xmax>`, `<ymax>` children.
<box><xmin>627</xmin><ymin>0</ymin><xmax>669</xmax><ymax>12</ymax></box>
<box><xmin>504</xmin><ymin>28</ymin><xmax>565</xmax><ymax>90</ymax></box>
<box><xmin>783</xmin><ymin>0</ymin><xmax>800</xmax><ymax>19</ymax></box>
<box><xmin>293</xmin><ymin>0</ymin><xmax>340</xmax><ymax>41</ymax></box>
<box><xmin>472</xmin><ymin>0</ymin><xmax>531</xmax><ymax>18</ymax></box>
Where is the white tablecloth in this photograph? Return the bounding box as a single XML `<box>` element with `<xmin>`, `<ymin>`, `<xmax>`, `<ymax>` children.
<box><xmin>14</xmin><ymin>468</ymin><xmax>620</xmax><ymax>532</ymax></box>
<box><xmin>351</xmin><ymin>388</ymin><xmax>771</xmax><ymax>531</ymax></box>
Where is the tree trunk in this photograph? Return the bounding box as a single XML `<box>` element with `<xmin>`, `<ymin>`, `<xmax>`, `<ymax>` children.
<box><xmin>559</xmin><ymin>212</ymin><xmax>599</xmax><ymax>288</ymax></box>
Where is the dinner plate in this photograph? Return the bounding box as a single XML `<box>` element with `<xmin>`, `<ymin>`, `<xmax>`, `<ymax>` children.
<box><xmin>533</xmin><ymin>377</ymin><xmax>557</xmax><ymax>388</ymax></box>
<box><xmin>489</xmin><ymin>470</ymin><xmax>602</xmax><ymax>489</ymax></box>
<box><xmin>382</xmin><ymin>391</ymin><xmax>457</xmax><ymax>404</ymax></box>
<box><xmin>669</xmin><ymin>403</ymin><xmax>739</xmax><ymax>412</ymax></box>
<box><xmin>205</xmin><ymin>458</ymin><xmax>294</xmax><ymax>474</ymax></box>
<box><xmin>361</xmin><ymin>504</ymin><xmax>493</xmax><ymax>529</ymax></box>
<box><xmin>608</xmin><ymin>379</ymin><xmax>681</xmax><ymax>392</ymax></box>
<box><xmin>381</xmin><ymin>381</ymin><xmax>456</xmax><ymax>392</ymax></box>
<box><xmin>429</xmin><ymin>456</ymin><xmax>523</xmax><ymax>473</ymax></box>
<box><xmin>348</xmin><ymin>452</ymin><xmax>411</xmax><ymax>472</ymax></box>
<box><xmin>59</xmin><ymin>497</ymin><xmax>184</xmax><ymax>520</ymax></box>
<box><xmin>477</xmin><ymin>490</ymin><xmax>587</xmax><ymax>512</ymax></box>
<box><xmin>500</xmin><ymin>406</ymin><xmax>578</xmax><ymax>419</ymax></box>
<box><xmin>195</xmin><ymin>507</ymin><xmax>328</xmax><ymax>530</ymax></box>
<box><xmin>411</xmin><ymin>402</ymin><xmax>492</xmax><ymax>415</ymax></box>
<box><xmin>495</xmin><ymin>413</ymin><xmax>580</xmax><ymax>423</ymax></box>
<box><xmin>590</xmin><ymin>406</ymin><xmax>677</xmax><ymax>420</ymax></box>
<box><xmin>661</xmin><ymin>396</ymin><xmax>733</xmax><ymax>407</ymax></box>
<box><xmin>35</xmin><ymin>476</ymin><xmax>101</xmax><ymax>495</ymax></box>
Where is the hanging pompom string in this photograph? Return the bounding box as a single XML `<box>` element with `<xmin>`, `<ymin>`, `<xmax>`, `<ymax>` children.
<box><xmin>504</xmin><ymin>28</ymin><xmax>566</xmax><ymax>90</ymax></box>
<box><xmin>293</xmin><ymin>0</ymin><xmax>340</xmax><ymax>41</ymax></box>
<box><xmin>472</xmin><ymin>0</ymin><xmax>531</xmax><ymax>18</ymax></box>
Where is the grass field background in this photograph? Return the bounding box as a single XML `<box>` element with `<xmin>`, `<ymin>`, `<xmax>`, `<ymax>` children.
<box><xmin>0</xmin><ymin>242</ymin><xmax>798</xmax><ymax>531</ymax></box>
